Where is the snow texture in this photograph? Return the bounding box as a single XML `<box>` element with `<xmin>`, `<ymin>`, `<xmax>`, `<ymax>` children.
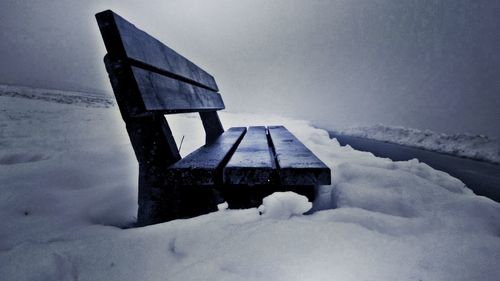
<box><xmin>1</xmin><ymin>85</ymin><xmax>499</xmax><ymax>281</ymax></box>
<box><xmin>258</xmin><ymin>192</ymin><xmax>312</xmax><ymax>219</ymax></box>
<box><xmin>332</xmin><ymin>124</ymin><xmax>500</xmax><ymax>164</ymax></box>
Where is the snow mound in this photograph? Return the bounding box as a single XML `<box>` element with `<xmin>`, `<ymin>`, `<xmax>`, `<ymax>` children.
<box><xmin>217</xmin><ymin>202</ymin><xmax>229</xmax><ymax>211</ymax></box>
<box><xmin>258</xmin><ymin>192</ymin><xmax>312</xmax><ymax>219</ymax></box>
<box><xmin>1</xmin><ymin>87</ymin><xmax>499</xmax><ymax>280</ymax></box>
<box><xmin>331</xmin><ymin>124</ymin><xmax>500</xmax><ymax>164</ymax></box>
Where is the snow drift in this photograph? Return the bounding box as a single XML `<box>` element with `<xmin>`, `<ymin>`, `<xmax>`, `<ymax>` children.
<box><xmin>331</xmin><ymin>124</ymin><xmax>500</xmax><ymax>164</ymax></box>
<box><xmin>1</xmin><ymin>85</ymin><xmax>499</xmax><ymax>281</ymax></box>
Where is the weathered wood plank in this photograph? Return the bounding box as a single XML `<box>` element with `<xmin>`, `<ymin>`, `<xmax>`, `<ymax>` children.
<box><xmin>96</xmin><ymin>10</ymin><xmax>219</xmax><ymax>91</ymax></box>
<box><xmin>131</xmin><ymin>66</ymin><xmax>224</xmax><ymax>113</ymax></box>
<box><xmin>199</xmin><ymin>111</ymin><xmax>224</xmax><ymax>144</ymax></box>
<box><xmin>224</xmin><ymin>126</ymin><xmax>276</xmax><ymax>185</ymax></box>
<box><xmin>167</xmin><ymin>127</ymin><xmax>247</xmax><ymax>185</ymax></box>
<box><xmin>268</xmin><ymin>126</ymin><xmax>331</xmax><ymax>185</ymax></box>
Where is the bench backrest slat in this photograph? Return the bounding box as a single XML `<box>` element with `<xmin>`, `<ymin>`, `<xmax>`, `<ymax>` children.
<box><xmin>96</xmin><ymin>10</ymin><xmax>219</xmax><ymax>92</ymax></box>
<box><xmin>131</xmin><ymin>66</ymin><xmax>224</xmax><ymax>113</ymax></box>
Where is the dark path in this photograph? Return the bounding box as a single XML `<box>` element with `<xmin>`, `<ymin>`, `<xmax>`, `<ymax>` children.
<box><xmin>328</xmin><ymin>132</ymin><xmax>500</xmax><ymax>203</ymax></box>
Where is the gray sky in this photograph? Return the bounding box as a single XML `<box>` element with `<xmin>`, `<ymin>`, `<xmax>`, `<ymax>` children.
<box><xmin>1</xmin><ymin>0</ymin><xmax>499</xmax><ymax>137</ymax></box>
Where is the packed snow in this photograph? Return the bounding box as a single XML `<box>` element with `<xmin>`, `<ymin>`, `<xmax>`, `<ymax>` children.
<box><xmin>331</xmin><ymin>124</ymin><xmax>500</xmax><ymax>164</ymax></box>
<box><xmin>1</xmin><ymin>85</ymin><xmax>499</xmax><ymax>281</ymax></box>
<box><xmin>258</xmin><ymin>192</ymin><xmax>312</xmax><ymax>219</ymax></box>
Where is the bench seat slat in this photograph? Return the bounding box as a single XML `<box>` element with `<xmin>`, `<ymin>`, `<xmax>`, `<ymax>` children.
<box><xmin>131</xmin><ymin>66</ymin><xmax>225</xmax><ymax>113</ymax></box>
<box><xmin>268</xmin><ymin>126</ymin><xmax>331</xmax><ymax>185</ymax></box>
<box><xmin>167</xmin><ymin>127</ymin><xmax>247</xmax><ymax>185</ymax></box>
<box><xmin>223</xmin><ymin>126</ymin><xmax>276</xmax><ymax>185</ymax></box>
<box><xmin>96</xmin><ymin>10</ymin><xmax>218</xmax><ymax>91</ymax></box>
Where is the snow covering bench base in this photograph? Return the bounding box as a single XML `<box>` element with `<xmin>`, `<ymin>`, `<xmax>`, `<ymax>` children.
<box><xmin>96</xmin><ymin>10</ymin><xmax>330</xmax><ymax>226</ymax></box>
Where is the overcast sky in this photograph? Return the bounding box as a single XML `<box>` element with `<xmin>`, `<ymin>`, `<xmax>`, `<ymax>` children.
<box><xmin>1</xmin><ymin>0</ymin><xmax>499</xmax><ymax>137</ymax></box>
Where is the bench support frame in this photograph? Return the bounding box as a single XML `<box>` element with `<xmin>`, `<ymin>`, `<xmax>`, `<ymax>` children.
<box><xmin>105</xmin><ymin>55</ymin><xmax>223</xmax><ymax>225</ymax></box>
<box><xmin>97</xmin><ymin>10</ymin><xmax>330</xmax><ymax>226</ymax></box>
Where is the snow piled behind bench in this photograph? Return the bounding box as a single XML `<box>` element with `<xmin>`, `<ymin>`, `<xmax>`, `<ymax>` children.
<box><xmin>1</xmin><ymin>85</ymin><xmax>499</xmax><ymax>280</ymax></box>
<box><xmin>331</xmin><ymin>124</ymin><xmax>500</xmax><ymax>164</ymax></box>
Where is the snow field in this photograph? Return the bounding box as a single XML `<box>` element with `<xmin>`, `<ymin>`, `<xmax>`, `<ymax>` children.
<box><xmin>0</xmin><ymin>86</ymin><xmax>499</xmax><ymax>280</ymax></box>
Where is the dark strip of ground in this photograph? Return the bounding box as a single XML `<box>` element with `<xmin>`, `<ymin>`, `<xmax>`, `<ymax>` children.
<box><xmin>329</xmin><ymin>132</ymin><xmax>500</xmax><ymax>203</ymax></box>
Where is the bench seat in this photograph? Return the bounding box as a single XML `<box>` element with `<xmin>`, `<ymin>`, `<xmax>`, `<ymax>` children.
<box><xmin>167</xmin><ymin>127</ymin><xmax>247</xmax><ymax>185</ymax></box>
<box><xmin>168</xmin><ymin>126</ymin><xmax>331</xmax><ymax>186</ymax></box>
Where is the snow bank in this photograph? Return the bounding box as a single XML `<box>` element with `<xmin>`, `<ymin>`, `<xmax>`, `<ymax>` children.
<box><xmin>1</xmin><ymin>85</ymin><xmax>499</xmax><ymax>280</ymax></box>
<box><xmin>331</xmin><ymin>124</ymin><xmax>500</xmax><ymax>164</ymax></box>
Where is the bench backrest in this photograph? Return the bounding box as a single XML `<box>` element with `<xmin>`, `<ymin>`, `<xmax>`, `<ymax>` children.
<box><xmin>96</xmin><ymin>10</ymin><xmax>224</xmax><ymax>114</ymax></box>
<box><xmin>96</xmin><ymin>10</ymin><xmax>225</xmax><ymax>171</ymax></box>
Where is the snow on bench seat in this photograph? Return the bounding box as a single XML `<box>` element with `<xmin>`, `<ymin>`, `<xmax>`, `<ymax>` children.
<box><xmin>224</xmin><ymin>126</ymin><xmax>276</xmax><ymax>185</ymax></box>
<box><xmin>169</xmin><ymin>125</ymin><xmax>330</xmax><ymax>187</ymax></box>
<box><xmin>268</xmin><ymin>126</ymin><xmax>331</xmax><ymax>185</ymax></box>
<box><xmin>167</xmin><ymin>127</ymin><xmax>247</xmax><ymax>185</ymax></box>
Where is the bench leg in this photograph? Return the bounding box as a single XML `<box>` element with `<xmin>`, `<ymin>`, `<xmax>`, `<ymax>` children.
<box><xmin>137</xmin><ymin>167</ymin><xmax>221</xmax><ymax>225</ymax></box>
<box><xmin>137</xmin><ymin>185</ymin><xmax>220</xmax><ymax>225</ymax></box>
<box><xmin>137</xmin><ymin>166</ymin><xmax>182</xmax><ymax>226</ymax></box>
<box><xmin>177</xmin><ymin>186</ymin><xmax>220</xmax><ymax>218</ymax></box>
<box><xmin>221</xmin><ymin>185</ymin><xmax>275</xmax><ymax>209</ymax></box>
<box><xmin>221</xmin><ymin>185</ymin><xmax>316</xmax><ymax>210</ymax></box>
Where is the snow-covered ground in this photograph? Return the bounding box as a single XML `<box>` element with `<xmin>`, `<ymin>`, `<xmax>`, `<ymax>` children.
<box><xmin>331</xmin><ymin>124</ymin><xmax>500</xmax><ymax>164</ymax></box>
<box><xmin>1</xmin><ymin>85</ymin><xmax>499</xmax><ymax>281</ymax></box>
<box><xmin>0</xmin><ymin>84</ymin><xmax>114</xmax><ymax>109</ymax></box>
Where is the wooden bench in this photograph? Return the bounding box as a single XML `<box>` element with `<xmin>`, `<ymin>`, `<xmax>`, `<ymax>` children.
<box><xmin>96</xmin><ymin>10</ymin><xmax>331</xmax><ymax>226</ymax></box>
